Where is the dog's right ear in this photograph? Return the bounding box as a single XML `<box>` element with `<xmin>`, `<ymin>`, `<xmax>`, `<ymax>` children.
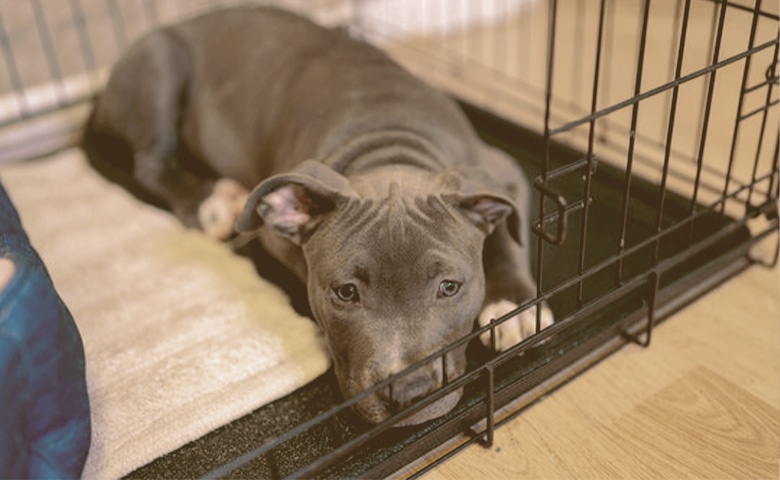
<box><xmin>236</xmin><ymin>160</ymin><xmax>355</xmax><ymax>245</ymax></box>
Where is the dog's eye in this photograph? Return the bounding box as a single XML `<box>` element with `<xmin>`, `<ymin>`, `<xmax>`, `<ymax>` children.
<box><xmin>334</xmin><ymin>283</ymin><xmax>360</xmax><ymax>302</ymax></box>
<box><xmin>438</xmin><ymin>280</ymin><xmax>461</xmax><ymax>298</ymax></box>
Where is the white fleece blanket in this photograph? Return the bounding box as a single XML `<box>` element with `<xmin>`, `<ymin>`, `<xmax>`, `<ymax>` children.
<box><xmin>0</xmin><ymin>149</ymin><xmax>329</xmax><ymax>479</ymax></box>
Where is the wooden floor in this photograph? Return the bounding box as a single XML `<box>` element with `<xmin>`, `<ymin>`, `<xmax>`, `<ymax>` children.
<box><xmin>407</xmin><ymin>252</ymin><xmax>779</xmax><ymax>479</ymax></box>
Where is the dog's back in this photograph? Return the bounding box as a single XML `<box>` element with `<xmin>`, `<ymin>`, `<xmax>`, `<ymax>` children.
<box><xmin>85</xmin><ymin>6</ymin><xmax>479</xmax><ymax>187</ymax></box>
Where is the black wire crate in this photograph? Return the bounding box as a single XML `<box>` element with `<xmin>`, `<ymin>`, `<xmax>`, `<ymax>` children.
<box><xmin>127</xmin><ymin>99</ymin><xmax>766</xmax><ymax>478</ymax></box>
<box><xmin>0</xmin><ymin>0</ymin><xmax>777</xmax><ymax>478</ymax></box>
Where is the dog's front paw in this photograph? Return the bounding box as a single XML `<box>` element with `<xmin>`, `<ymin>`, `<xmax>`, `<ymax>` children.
<box><xmin>198</xmin><ymin>179</ymin><xmax>250</xmax><ymax>240</ymax></box>
<box><xmin>478</xmin><ymin>299</ymin><xmax>554</xmax><ymax>352</ymax></box>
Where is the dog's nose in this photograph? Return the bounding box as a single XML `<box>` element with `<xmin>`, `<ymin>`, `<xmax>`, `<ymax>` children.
<box><xmin>386</xmin><ymin>370</ymin><xmax>440</xmax><ymax>413</ymax></box>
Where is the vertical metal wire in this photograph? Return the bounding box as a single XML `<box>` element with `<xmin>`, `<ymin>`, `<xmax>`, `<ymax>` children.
<box><xmin>767</xmin><ymin>134</ymin><xmax>779</xmax><ymax>205</ymax></box>
<box><xmin>542</xmin><ymin>0</ymin><xmax>558</xmax><ymax>203</ymax></box>
<box><xmin>536</xmin><ymin>0</ymin><xmax>558</xmax><ymax>321</ymax></box>
<box><xmin>658</xmin><ymin>0</ymin><xmax>685</xmax><ymax>146</ymax></box>
<box><xmin>745</xmin><ymin>39</ymin><xmax>779</xmax><ymax>213</ymax></box>
<box><xmin>485</xmin><ymin>319</ymin><xmax>496</xmax><ymax>447</ymax></box>
<box><xmin>387</xmin><ymin>381</ymin><xmax>393</xmax><ymax>410</ymax></box>
<box><xmin>483</xmin><ymin>364</ymin><xmax>495</xmax><ymax>447</ymax></box>
<box><xmin>0</xmin><ymin>10</ymin><xmax>30</xmax><ymax>118</ymax></box>
<box><xmin>489</xmin><ymin>317</ymin><xmax>497</xmax><ymax>351</ymax></box>
<box><xmin>441</xmin><ymin>352</ymin><xmax>448</xmax><ymax>386</ymax></box>
<box><xmin>472</xmin><ymin>316</ymin><xmax>497</xmax><ymax>447</ymax></box>
<box><xmin>68</xmin><ymin>0</ymin><xmax>99</xmax><ymax>96</ymax></box>
<box><xmin>575</xmin><ymin>0</ymin><xmax>607</xmax><ymax>309</ymax></box>
<box><xmin>651</xmin><ymin>0</ymin><xmax>693</xmax><ymax>266</ymax></box>
<box><xmin>615</xmin><ymin>0</ymin><xmax>652</xmax><ymax>286</ymax></box>
<box><xmin>597</xmin><ymin>0</ymin><xmax>615</xmax><ymax>144</ymax></box>
<box><xmin>688</xmin><ymin>0</ymin><xmax>728</xmax><ymax>241</ymax></box>
<box><xmin>720</xmin><ymin>0</ymin><xmax>763</xmax><ymax>216</ymax></box>
<box><xmin>693</xmin><ymin>2</ymin><xmax>721</xmax><ymax>164</ymax></box>
<box><xmin>571</xmin><ymin>0</ymin><xmax>585</xmax><ymax>107</ymax></box>
<box><xmin>635</xmin><ymin>271</ymin><xmax>660</xmax><ymax>347</ymax></box>
<box><xmin>30</xmin><ymin>0</ymin><xmax>67</xmax><ymax>107</ymax></box>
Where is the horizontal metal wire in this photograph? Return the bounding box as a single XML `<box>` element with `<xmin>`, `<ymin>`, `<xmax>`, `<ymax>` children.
<box><xmin>549</xmin><ymin>38</ymin><xmax>779</xmax><ymax>137</ymax></box>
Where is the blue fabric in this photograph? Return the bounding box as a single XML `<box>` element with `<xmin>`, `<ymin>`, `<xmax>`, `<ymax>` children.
<box><xmin>0</xmin><ymin>182</ymin><xmax>91</xmax><ymax>479</ymax></box>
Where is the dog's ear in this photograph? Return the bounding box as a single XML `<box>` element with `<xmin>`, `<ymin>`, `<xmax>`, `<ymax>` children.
<box><xmin>237</xmin><ymin>160</ymin><xmax>355</xmax><ymax>245</ymax></box>
<box><xmin>439</xmin><ymin>168</ymin><xmax>523</xmax><ymax>245</ymax></box>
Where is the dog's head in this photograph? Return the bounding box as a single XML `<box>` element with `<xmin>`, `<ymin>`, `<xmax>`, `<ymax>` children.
<box><xmin>238</xmin><ymin>160</ymin><xmax>521</xmax><ymax>426</ymax></box>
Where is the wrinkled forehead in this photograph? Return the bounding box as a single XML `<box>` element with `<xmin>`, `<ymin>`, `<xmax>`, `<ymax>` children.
<box><xmin>309</xmin><ymin>178</ymin><xmax>482</xmax><ymax>268</ymax></box>
<box><xmin>366</xmin><ymin>180</ymin><xmax>473</xmax><ymax>251</ymax></box>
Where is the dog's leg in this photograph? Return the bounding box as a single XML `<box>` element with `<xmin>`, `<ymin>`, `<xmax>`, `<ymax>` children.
<box><xmin>100</xmin><ymin>31</ymin><xmax>247</xmax><ymax>240</ymax></box>
<box><xmin>197</xmin><ymin>179</ymin><xmax>249</xmax><ymax>240</ymax></box>
<box><xmin>134</xmin><ymin>155</ymin><xmax>248</xmax><ymax>240</ymax></box>
<box><xmin>476</xmin><ymin>147</ymin><xmax>554</xmax><ymax>351</ymax></box>
<box><xmin>479</xmin><ymin>224</ymin><xmax>554</xmax><ymax>351</ymax></box>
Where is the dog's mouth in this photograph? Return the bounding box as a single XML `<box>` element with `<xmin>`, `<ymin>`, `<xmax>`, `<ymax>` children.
<box><xmin>338</xmin><ymin>344</ymin><xmax>470</xmax><ymax>427</ymax></box>
<box><xmin>350</xmin><ymin>385</ymin><xmax>463</xmax><ymax>427</ymax></box>
<box><xmin>389</xmin><ymin>388</ymin><xmax>463</xmax><ymax>427</ymax></box>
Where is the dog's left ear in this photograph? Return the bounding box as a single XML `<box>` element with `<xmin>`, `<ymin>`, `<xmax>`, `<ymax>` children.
<box><xmin>439</xmin><ymin>168</ymin><xmax>523</xmax><ymax>245</ymax></box>
<box><xmin>236</xmin><ymin>160</ymin><xmax>355</xmax><ymax>245</ymax></box>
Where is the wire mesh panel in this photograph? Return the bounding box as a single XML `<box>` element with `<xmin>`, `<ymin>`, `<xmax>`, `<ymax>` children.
<box><xmin>366</xmin><ymin>0</ymin><xmax>778</xmax><ymax>210</ymax></box>
<box><xmin>361</xmin><ymin>0</ymin><xmax>779</xmax><ymax>337</ymax></box>
<box><xmin>0</xmin><ymin>0</ymin><xmax>776</xmax><ymax>477</ymax></box>
<box><xmin>0</xmin><ymin>0</ymin><xmax>350</xmax><ymax>161</ymax></box>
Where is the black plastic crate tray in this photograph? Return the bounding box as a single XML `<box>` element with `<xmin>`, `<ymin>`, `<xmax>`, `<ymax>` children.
<box><xmin>129</xmin><ymin>102</ymin><xmax>752</xmax><ymax>479</ymax></box>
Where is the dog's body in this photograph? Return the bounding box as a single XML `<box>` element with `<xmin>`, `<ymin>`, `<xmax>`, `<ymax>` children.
<box><xmin>83</xmin><ymin>6</ymin><xmax>552</xmax><ymax>426</ymax></box>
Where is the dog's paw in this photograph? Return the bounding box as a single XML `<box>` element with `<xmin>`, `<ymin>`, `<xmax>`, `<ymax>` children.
<box><xmin>478</xmin><ymin>299</ymin><xmax>554</xmax><ymax>352</ymax></box>
<box><xmin>198</xmin><ymin>179</ymin><xmax>249</xmax><ymax>241</ymax></box>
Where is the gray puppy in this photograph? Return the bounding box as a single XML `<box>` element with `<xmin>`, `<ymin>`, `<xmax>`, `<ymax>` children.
<box><xmin>83</xmin><ymin>6</ymin><xmax>553</xmax><ymax>426</ymax></box>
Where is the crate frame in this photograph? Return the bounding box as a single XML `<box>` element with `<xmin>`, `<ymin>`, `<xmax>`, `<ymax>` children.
<box><xmin>0</xmin><ymin>0</ymin><xmax>777</xmax><ymax>477</ymax></box>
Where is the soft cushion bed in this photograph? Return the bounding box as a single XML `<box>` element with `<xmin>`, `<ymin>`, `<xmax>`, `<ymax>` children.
<box><xmin>0</xmin><ymin>149</ymin><xmax>329</xmax><ymax>478</ymax></box>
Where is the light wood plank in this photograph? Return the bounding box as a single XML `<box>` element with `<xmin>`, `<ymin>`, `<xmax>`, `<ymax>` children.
<box><xmin>413</xmin><ymin>259</ymin><xmax>779</xmax><ymax>480</ymax></box>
